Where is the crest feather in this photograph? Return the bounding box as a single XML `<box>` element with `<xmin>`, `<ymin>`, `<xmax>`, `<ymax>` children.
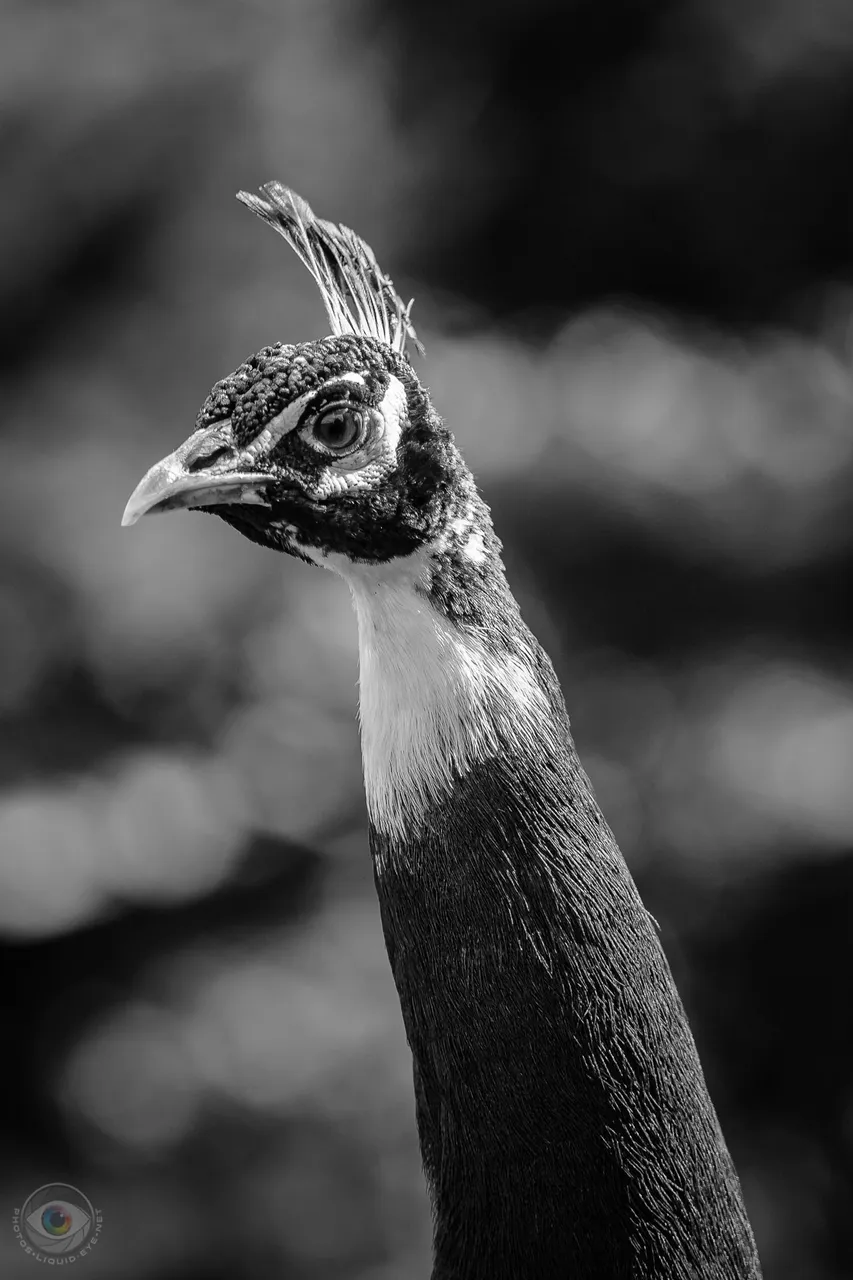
<box><xmin>236</xmin><ymin>182</ymin><xmax>422</xmax><ymax>358</ymax></box>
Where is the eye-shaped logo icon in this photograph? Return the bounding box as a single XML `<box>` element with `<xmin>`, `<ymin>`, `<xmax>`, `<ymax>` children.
<box><xmin>19</xmin><ymin>1183</ymin><xmax>95</xmax><ymax>1256</ymax></box>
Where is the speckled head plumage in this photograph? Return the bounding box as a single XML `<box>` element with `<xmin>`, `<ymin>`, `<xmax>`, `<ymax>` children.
<box><xmin>122</xmin><ymin>184</ymin><xmax>473</xmax><ymax>569</ymax></box>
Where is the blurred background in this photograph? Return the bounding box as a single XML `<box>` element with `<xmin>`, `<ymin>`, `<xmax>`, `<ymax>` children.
<box><xmin>1</xmin><ymin>0</ymin><xmax>852</xmax><ymax>1275</ymax></box>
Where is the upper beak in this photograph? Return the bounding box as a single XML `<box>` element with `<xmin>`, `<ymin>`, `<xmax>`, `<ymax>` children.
<box><xmin>121</xmin><ymin>423</ymin><xmax>271</xmax><ymax>527</ymax></box>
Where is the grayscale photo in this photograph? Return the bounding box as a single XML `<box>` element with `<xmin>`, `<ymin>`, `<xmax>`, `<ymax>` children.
<box><xmin>1</xmin><ymin>2</ymin><xmax>850</xmax><ymax>1277</ymax></box>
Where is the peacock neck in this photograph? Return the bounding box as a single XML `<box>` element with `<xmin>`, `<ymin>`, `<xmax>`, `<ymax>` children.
<box><xmin>343</xmin><ymin>531</ymin><xmax>761</xmax><ymax>1280</ymax></box>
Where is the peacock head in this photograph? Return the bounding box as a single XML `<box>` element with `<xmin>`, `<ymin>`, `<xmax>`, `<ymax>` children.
<box><xmin>122</xmin><ymin>184</ymin><xmax>475</xmax><ymax>572</ymax></box>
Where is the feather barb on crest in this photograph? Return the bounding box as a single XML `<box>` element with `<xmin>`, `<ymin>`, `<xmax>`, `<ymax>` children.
<box><xmin>236</xmin><ymin>182</ymin><xmax>422</xmax><ymax>358</ymax></box>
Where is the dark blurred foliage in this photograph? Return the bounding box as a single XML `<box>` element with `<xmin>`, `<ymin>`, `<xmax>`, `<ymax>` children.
<box><xmin>378</xmin><ymin>0</ymin><xmax>853</xmax><ymax>328</ymax></box>
<box><xmin>1</xmin><ymin>1</ymin><xmax>852</xmax><ymax>1277</ymax></box>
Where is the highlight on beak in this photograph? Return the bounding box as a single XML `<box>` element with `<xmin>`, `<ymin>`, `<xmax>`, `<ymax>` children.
<box><xmin>121</xmin><ymin>424</ymin><xmax>272</xmax><ymax>527</ymax></box>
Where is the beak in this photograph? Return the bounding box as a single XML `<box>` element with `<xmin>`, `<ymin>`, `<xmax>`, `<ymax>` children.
<box><xmin>122</xmin><ymin>422</ymin><xmax>272</xmax><ymax>527</ymax></box>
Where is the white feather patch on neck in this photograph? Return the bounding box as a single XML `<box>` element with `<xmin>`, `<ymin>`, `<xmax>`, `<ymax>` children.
<box><xmin>337</xmin><ymin>552</ymin><xmax>553</xmax><ymax>842</ymax></box>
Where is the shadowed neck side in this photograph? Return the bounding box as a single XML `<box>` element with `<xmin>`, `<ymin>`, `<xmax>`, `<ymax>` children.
<box><xmin>341</xmin><ymin>519</ymin><xmax>761</xmax><ymax>1279</ymax></box>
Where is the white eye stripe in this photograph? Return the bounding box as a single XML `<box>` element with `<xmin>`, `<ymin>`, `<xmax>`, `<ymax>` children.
<box><xmin>304</xmin><ymin>374</ymin><xmax>409</xmax><ymax>497</ymax></box>
<box><xmin>293</xmin><ymin>371</ymin><xmax>368</xmax><ymax>433</ymax></box>
<box><xmin>375</xmin><ymin>375</ymin><xmax>407</xmax><ymax>453</ymax></box>
<box><xmin>239</xmin><ymin>371</ymin><xmax>366</xmax><ymax>461</ymax></box>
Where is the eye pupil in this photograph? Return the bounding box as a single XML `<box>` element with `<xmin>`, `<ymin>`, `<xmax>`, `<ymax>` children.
<box><xmin>313</xmin><ymin>405</ymin><xmax>364</xmax><ymax>450</ymax></box>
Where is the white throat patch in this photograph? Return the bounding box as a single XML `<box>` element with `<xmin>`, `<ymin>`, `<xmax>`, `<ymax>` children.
<box><xmin>338</xmin><ymin>553</ymin><xmax>553</xmax><ymax>842</ymax></box>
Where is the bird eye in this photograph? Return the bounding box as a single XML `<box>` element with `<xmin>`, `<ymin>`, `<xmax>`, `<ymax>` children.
<box><xmin>311</xmin><ymin>404</ymin><xmax>365</xmax><ymax>452</ymax></box>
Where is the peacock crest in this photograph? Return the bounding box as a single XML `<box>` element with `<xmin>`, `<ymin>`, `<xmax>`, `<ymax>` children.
<box><xmin>237</xmin><ymin>183</ymin><xmax>422</xmax><ymax>359</ymax></box>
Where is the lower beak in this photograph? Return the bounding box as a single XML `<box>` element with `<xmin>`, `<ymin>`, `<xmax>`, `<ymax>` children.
<box><xmin>122</xmin><ymin>424</ymin><xmax>271</xmax><ymax>527</ymax></box>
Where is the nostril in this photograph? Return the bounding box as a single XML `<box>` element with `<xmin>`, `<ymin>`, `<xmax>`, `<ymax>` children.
<box><xmin>187</xmin><ymin>443</ymin><xmax>232</xmax><ymax>474</ymax></box>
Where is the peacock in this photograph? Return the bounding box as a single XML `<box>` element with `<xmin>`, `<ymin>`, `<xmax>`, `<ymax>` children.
<box><xmin>123</xmin><ymin>183</ymin><xmax>762</xmax><ymax>1279</ymax></box>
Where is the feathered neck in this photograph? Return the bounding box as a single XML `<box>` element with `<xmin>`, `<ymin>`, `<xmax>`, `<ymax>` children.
<box><xmin>341</xmin><ymin>523</ymin><xmax>761</xmax><ymax>1279</ymax></box>
<box><xmin>342</xmin><ymin>514</ymin><xmax>555</xmax><ymax>844</ymax></box>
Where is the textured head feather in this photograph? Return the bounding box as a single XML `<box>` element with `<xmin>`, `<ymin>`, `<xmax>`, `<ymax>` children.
<box><xmin>236</xmin><ymin>182</ymin><xmax>423</xmax><ymax>358</ymax></box>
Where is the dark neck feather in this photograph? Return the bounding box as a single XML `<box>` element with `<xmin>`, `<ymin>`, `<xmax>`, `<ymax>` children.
<box><xmin>368</xmin><ymin>551</ymin><xmax>761</xmax><ymax>1280</ymax></box>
